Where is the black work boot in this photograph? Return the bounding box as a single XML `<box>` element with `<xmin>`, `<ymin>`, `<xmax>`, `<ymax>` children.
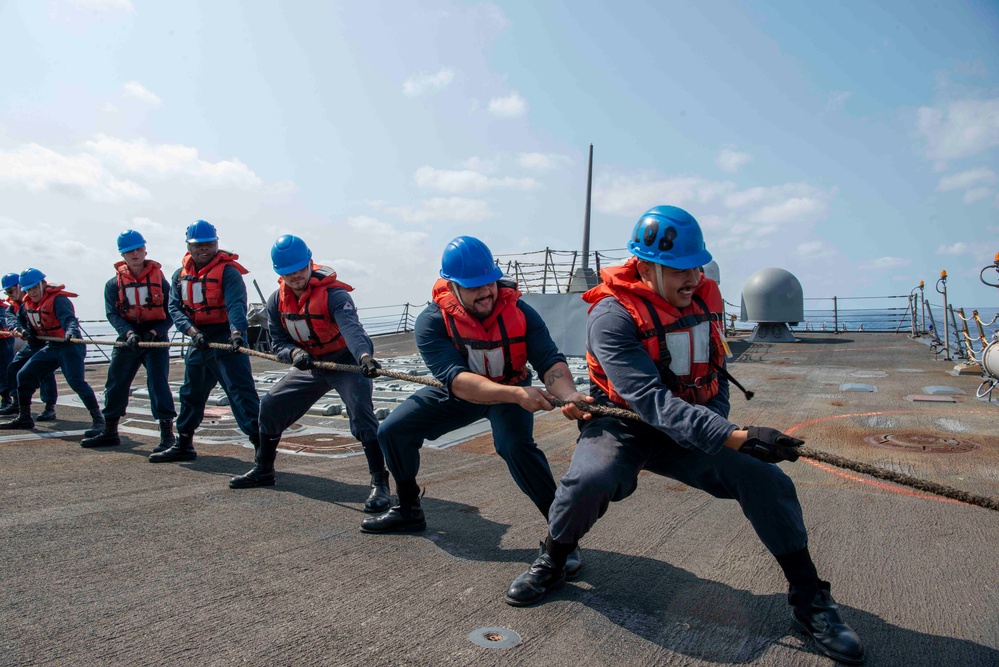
<box><xmin>230</xmin><ymin>434</ymin><xmax>279</xmax><ymax>489</ymax></box>
<box><xmin>0</xmin><ymin>396</ymin><xmax>19</xmax><ymax>416</ymax></box>
<box><xmin>154</xmin><ymin>420</ymin><xmax>177</xmax><ymax>453</ymax></box>
<box><xmin>80</xmin><ymin>417</ymin><xmax>120</xmax><ymax>448</ymax></box>
<box><xmin>505</xmin><ymin>536</ymin><xmax>577</xmax><ymax>607</ymax></box>
<box><xmin>360</xmin><ymin>479</ymin><xmax>425</xmax><ymax>533</ymax></box>
<box><xmin>537</xmin><ymin>541</ymin><xmax>583</xmax><ymax>580</ymax></box>
<box><xmin>149</xmin><ymin>432</ymin><xmax>197</xmax><ymax>463</ymax></box>
<box><xmin>0</xmin><ymin>392</ymin><xmax>11</xmax><ymax>411</ymax></box>
<box><xmin>791</xmin><ymin>582</ymin><xmax>865</xmax><ymax>665</ymax></box>
<box><xmin>363</xmin><ymin>470</ymin><xmax>391</xmax><ymax>513</ymax></box>
<box><xmin>83</xmin><ymin>407</ymin><xmax>106</xmax><ymax>438</ymax></box>
<box><xmin>0</xmin><ymin>392</ymin><xmax>34</xmax><ymax>430</ymax></box>
<box><xmin>36</xmin><ymin>403</ymin><xmax>57</xmax><ymax>422</ymax></box>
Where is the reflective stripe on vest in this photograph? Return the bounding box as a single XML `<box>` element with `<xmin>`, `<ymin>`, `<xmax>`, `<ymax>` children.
<box><xmin>431</xmin><ymin>278</ymin><xmax>529</xmax><ymax>385</ymax></box>
<box><xmin>23</xmin><ymin>285</ymin><xmax>78</xmax><ymax>339</ymax></box>
<box><xmin>179</xmin><ymin>250</ymin><xmax>248</xmax><ymax>326</ymax></box>
<box><xmin>115</xmin><ymin>261</ymin><xmax>167</xmax><ymax>324</ymax></box>
<box><xmin>277</xmin><ymin>266</ymin><xmax>353</xmax><ymax>357</ymax></box>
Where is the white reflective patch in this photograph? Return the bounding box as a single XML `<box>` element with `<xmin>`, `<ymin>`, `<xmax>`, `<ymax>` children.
<box><xmin>466</xmin><ymin>346</ymin><xmax>507</xmax><ymax>378</ymax></box>
<box><xmin>187</xmin><ymin>281</ymin><xmax>204</xmax><ymax>304</ymax></box>
<box><xmin>692</xmin><ymin>321</ymin><xmax>710</xmax><ymax>363</ymax></box>
<box><xmin>127</xmin><ymin>286</ymin><xmax>149</xmax><ymax>307</ymax></box>
<box><xmin>28</xmin><ymin>312</ymin><xmax>42</xmax><ymax>328</ymax></box>
<box><xmin>665</xmin><ymin>332</ymin><xmax>691</xmax><ymax>375</ymax></box>
<box><xmin>342</xmin><ymin>302</ymin><xmax>353</xmax><ymax>311</ymax></box>
<box><xmin>287</xmin><ymin>320</ymin><xmax>311</xmax><ymax>344</ymax></box>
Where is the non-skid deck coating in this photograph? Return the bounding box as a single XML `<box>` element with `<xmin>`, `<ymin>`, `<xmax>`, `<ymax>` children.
<box><xmin>2</xmin><ymin>332</ymin><xmax>998</xmax><ymax>666</ymax></box>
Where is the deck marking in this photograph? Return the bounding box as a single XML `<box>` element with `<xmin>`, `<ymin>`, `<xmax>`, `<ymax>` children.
<box><xmin>786</xmin><ymin>410</ymin><xmax>994</xmax><ymax>508</ymax></box>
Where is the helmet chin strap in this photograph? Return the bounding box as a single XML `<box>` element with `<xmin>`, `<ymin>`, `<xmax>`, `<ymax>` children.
<box><xmin>653</xmin><ymin>262</ymin><xmax>670</xmax><ymax>303</ymax></box>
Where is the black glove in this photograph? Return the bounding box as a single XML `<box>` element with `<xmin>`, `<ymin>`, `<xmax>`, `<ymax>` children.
<box><xmin>739</xmin><ymin>426</ymin><xmax>804</xmax><ymax>463</ymax></box>
<box><xmin>23</xmin><ymin>329</ymin><xmax>38</xmax><ymax>344</ymax></box>
<box><xmin>63</xmin><ymin>332</ymin><xmax>75</xmax><ymax>344</ymax></box>
<box><xmin>229</xmin><ymin>330</ymin><xmax>245</xmax><ymax>353</ymax></box>
<box><xmin>126</xmin><ymin>332</ymin><xmax>141</xmax><ymax>349</ymax></box>
<box><xmin>190</xmin><ymin>331</ymin><xmax>209</xmax><ymax>350</ymax></box>
<box><xmin>142</xmin><ymin>331</ymin><xmax>159</xmax><ymax>343</ymax></box>
<box><xmin>359</xmin><ymin>355</ymin><xmax>381</xmax><ymax>379</ymax></box>
<box><xmin>291</xmin><ymin>349</ymin><xmax>312</xmax><ymax>370</ymax></box>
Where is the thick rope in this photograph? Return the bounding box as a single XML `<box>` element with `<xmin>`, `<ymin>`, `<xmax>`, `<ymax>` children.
<box><xmin>36</xmin><ymin>335</ymin><xmax>999</xmax><ymax>512</ymax></box>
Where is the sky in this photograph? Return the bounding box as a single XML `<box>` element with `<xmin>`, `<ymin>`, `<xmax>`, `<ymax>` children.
<box><xmin>1</xmin><ymin>0</ymin><xmax>998</xmax><ymax>320</ymax></box>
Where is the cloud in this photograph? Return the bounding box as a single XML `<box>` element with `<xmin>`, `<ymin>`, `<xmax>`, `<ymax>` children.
<box><xmin>84</xmin><ymin>135</ymin><xmax>263</xmax><ymax>188</ymax></box>
<box><xmin>488</xmin><ymin>91</ymin><xmax>527</xmax><ymax>118</ymax></box>
<box><xmin>518</xmin><ymin>152</ymin><xmax>573</xmax><ymax>171</ymax></box>
<box><xmin>827</xmin><ymin>91</ymin><xmax>852</xmax><ymax>112</ymax></box>
<box><xmin>402</xmin><ymin>68</ymin><xmax>455</xmax><ymax>97</ymax></box>
<box><xmin>0</xmin><ymin>143</ymin><xmax>149</xmax><ymax>202</ymax></box>
<box><xmin>594</xmin><ymin>175</ymin><xmax>734</xmax><ymax>216</ymax></box>
<box><xmin>964</xmin><ymin>187</ymin><xmax>994</xmax><ymax>203</ymax></box>
<box><xmin>122</xmin><ymin>81</ymin><xmax>162</xmax><ymax>107</ymax></box>
<box><xmin>937</xmin><ymin>242</ymin><xmax>972</xmax><ymax>255</ymax></box>
<box><xmin>387</xmin><ymin>197</ymin><xmax>493</xmax><ymax>224</ymax></box>
<box><xmin>750</xmin><ymin>196</ymin><xmax>827</xmax><ymax>225</ymax></box>
<box><xmin>868</xmin><ymin>257</ymin><xmax>912</xmax><ymax>270</ymax></box>
<box><xmin>0</xmin><ymin>215</ymin><xmax>98</xmax><ymax>260</ymax></box>
<box><xmin>67</xmin><ymin>0</ymin><xmax>134</xmax><ymax>11</ymax></box>
<box><xmin>414</xmin><ymin>166</ymin><xmax>537</xmax><ymax>193</ymax></box>
<box><xmin>937</xmin><ymin>167</ymin><xmax>997</xmax><ymax>191</ymax></box>
<box><xmin>796</xmin><ymin>240</ymin><xmax>835</xmax><ymax>259</ymax></box>
<box><xmin>917</xmin><ymin>98</ymin><xmax>999</xmax><ymax>162</ymax></box>
<box><xmin>716</xmin><ymin>148</ymin><xmax>752</xmax><ymax>173</ymax></box>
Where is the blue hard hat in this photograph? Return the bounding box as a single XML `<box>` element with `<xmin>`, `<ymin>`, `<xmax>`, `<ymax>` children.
<box><xmin>1</xmin><ymin>273</ymin><xmax>19</xmax><ymax>290</ymax></box>
<box><xmin>117</xmin><ymin>229</ymin><xmax>147</xmax><ymax>253</ymax></box>
<box><xmin>627</xmin><ymin>206</ymin><xmax>712</xmax><ymax>270</ymax></box>
<box><xmin>440</xmin><ymin>236</ymin><xmax>503</xmax><ymax>288</ymax></box>
<box><xmin>271</xmin><ymin>235</ymin><xmax>313</xmax><ymax>275</ymax></box>
<box><xmin>19</xmin><ymin>268</ymin><xmax>45</xmax><ymax>291</ymax></box>
<box><xmin>186</xmin><ymin>219</ymin><xmax>218</xmax><ymax>243</ymax></box>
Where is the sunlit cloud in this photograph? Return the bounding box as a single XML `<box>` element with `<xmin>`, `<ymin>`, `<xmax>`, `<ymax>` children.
<box><xmin>868</xmin><ymin>257</ymin><xmax>912</xmax><ymax>270</ymax></box>
<box><xmin>123</xmin><ymin>80</ymin><xmax>162</xmax><ymax>107</ymax></box>
<box><xmin>403</xmin><ymin>68</ymin><xmax>455</xmax><ymax>97</ymax></box>
<box><xmin>937</xmin><ymin>242</ymin><xmax>972</xmax><ymax>255</ymax></box>
<box><xmin>716</xmin><ymin>148</ymin><xmax>752</xmax><ymax>173</ymax></box>
<box><xmin>387</xmin><ymin>197</ymin><xmax>493</xmax><ymax>223</ymax></box>
<box><xmin>0</xmin><ymin>143</ymin><xmax>149</xmax><ymax>202</ymax></box>
<box><xmin>414</xmin><ymin>166</ymin><xmax>536</xmax><ymax>193</ymax></box>
<box><xmin>937</xmin><ymin>167</ymin><xmax>997</xmax><ymax>191</ymax></box>
<box><xmin>917</xmin><ymin>98</ymin><xmax>999</xmax><ymax>162</ymax></box>
<box><xmin>488</xmin><ymin>91</ymin><xmax>527</xmax><ymax>118</ymax></box>
<box><xmin>518</xmin><ymin>152</ymin><xmax>573</xmax><ymax>171</ymax></box>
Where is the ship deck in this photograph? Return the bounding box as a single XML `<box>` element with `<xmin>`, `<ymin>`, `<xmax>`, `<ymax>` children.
<box><xmin>2</xmin><ymin>332</ymin><xmax>998</xmax><ymax>666</ymax></box>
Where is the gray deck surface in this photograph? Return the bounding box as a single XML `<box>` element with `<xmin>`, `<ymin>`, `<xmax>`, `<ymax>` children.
<box><xmin>2</xmin><ymin>332</ymin><xmax>998</xmax><ymax>666</ymax></box>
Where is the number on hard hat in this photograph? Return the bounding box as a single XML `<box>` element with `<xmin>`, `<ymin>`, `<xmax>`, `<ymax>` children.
<box><xmin>271</xmin><ymin>235</ymin><xmax>313</xmax><ymax>275</ymax></box>
<box><xmin>1</xmin><ymin>273</ymin><xmax>19</xmax><ymax>290</ymax></box>
<box><xmin>439</xmin><ymin>236</ymin><xmax>503</xmax><ymax>288</ymax></box>
<box><xmin>627</xmin><ymin>205</ymin><xmax>712</xmax><ymax>270</ymax></box>
<box><xmin>117</xmin><ymin>229</ymin><xmax>147</xmax><ymax>253</ymax></box>
<box><xmin>186</xmin><ymin>220</ymin><xmax>218</xmax><ymax>243</ymax></box>
<box><xmin>19</xmin><ymin>268</ymin><xmax>46</xmax><ymax>291</ymax></box>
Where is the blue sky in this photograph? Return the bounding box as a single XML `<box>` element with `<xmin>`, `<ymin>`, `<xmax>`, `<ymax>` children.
<box><xmin>1</xmin><ymin>0</ymin><xmax>997</xmax><ymax>319</ymax></box>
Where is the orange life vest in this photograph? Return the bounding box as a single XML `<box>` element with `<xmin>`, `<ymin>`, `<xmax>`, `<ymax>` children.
<box><xmin>115</xmin><ymin>260</ymin><xmax>167</xmax><ymax>324</ymax></box>
<box><xmin>23</xmin><ymin>284</ymin><xmax>79</xmax><ymax>339</ymax></box>
<box><xmin>583</xmin><ymin>257</ymin><xmax>726</xmax><ymax>406</ymax></box>
<box><xmin>431</xmin><ymin>278</ymin><xmax>529</xmax><ymax>385</ymax></box>
<box><xmin>278</xmin><ymin>265</ymin><xmax>354</xmax><ymax>357</ymax></box>
<box><xmin>0</xmin><ymin>297</ymin><xmax>16</xmax><ymax>314</ymax></box>
<box><xmin>179</xmin><ymin>250</ymin><xmax>248</xmax><ymax>326</ymax></box>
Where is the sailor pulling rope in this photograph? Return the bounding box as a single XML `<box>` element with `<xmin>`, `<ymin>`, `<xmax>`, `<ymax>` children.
<box><xmin>37</xmin><ymin>333</ymin><xmax>999</xmax><ymax>513</ymax></box>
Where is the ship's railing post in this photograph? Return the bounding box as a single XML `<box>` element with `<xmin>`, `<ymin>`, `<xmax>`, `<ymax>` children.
<box><xmin>936</xmin><ymin>271</ymin><xmax>951</xmax><ymax>361</ymax></box>
<box><xmin>542</xmin><ymin>247</ymin><xmax>550</xmax><ymax>294</ymax></box>
<box><xmin>949</xmin><ymin>304</ymin><xmax>965</xmax><ymax>359</ymax></box>
<box><xmin>833</xmin><ymin>296</ymin><xmax>839</xmax><ymax>334</ymax></box>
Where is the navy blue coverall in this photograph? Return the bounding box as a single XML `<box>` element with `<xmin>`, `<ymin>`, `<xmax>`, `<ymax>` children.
<box><xmin>99</xmin><ymin>271</ymin><xmax>176</xmax><ymax>420</ymax></box>
<box><xmin>0</xmin><ymin>303</ymin><xmax>15</xmax><ymax>400</ymax></box>
<box><xmin>15</xmin><ymin>295</ymin><xmax>101</xmax><ymax>414</ymax></box>
<box><xmin>260</xmin><ymin>287</ymin><xmax>384</xmax><ymax>472</ymax></box>
<box><xmin>168</xmin><ymin>264</ymin><xmax>259</xmax><ymax>438</ymax></box>
<box><xmin>377</xmin><ymin>299</ymin><xmax>565</xmax><ymax>516</ymax></box>
<box><xmin>2</xmin><ymin>303</ymin><xmax>58</xmax><ymax>406</ymax></box>
<box><xmin>547</xmin><ymin>296</ymin><xmax>808</xmax><ymax>558</ymax></box>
